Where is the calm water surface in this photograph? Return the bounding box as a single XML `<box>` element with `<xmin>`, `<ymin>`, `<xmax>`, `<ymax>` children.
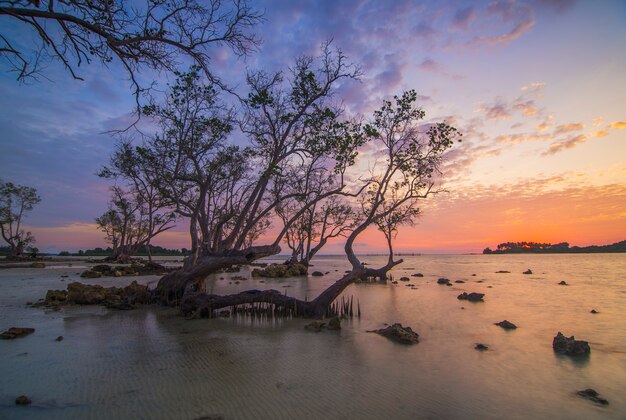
<box><xmin>1</xmin><ymin>254</ymin><xmax>625</xmax><ymax>419</ymax></box>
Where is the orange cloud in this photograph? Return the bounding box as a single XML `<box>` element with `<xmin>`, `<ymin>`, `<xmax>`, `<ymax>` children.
<box><xmin>544</xmin><ymin>134</ymin><xmax>588</xmax><ymax>155</ymax></box>
<box><xmin>592</xmin><ymin>130</ymin><xmax>609</xmax><ymax>138</ymax></box>
<box><xmin>610</xmin><ymin>121</ymin><xmax>626</xmax><ymax>129</ymax></box>
<box><xmin>554</xmin><ymin>123</ymin><xmax>584</xmax><ymax>135</ymax></box>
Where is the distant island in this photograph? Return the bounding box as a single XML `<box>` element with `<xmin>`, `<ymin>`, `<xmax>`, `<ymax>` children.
<box><xmin>483</xmin><ymin>240</ymin><xmax>626</xmax><ymax>254</ymax></box>
<box><xmin>58</xmin><ymin>246</ymin><xmax>189</xmax><ymax>257</ymax></box>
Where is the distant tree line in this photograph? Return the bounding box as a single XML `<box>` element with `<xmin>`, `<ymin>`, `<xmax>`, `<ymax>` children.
<box><xmin>59</xmin><ymin>246</ymin><xmax>189</xmax><ymax>257</ymax></box>
<box><xmin>483</xmin><ymin>240</ymin><xmax>626</xmax><ymax>254</ymax></box>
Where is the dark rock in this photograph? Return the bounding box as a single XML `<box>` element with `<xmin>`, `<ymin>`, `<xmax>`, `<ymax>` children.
<box><xmin>495</xmin><ymin>320</ymin><xmax>517</xmax><ymax>330</ymax></box>
<box><xmin>231</xmin><ymin>275</ymin><xmax>247</xmax><ymax>281</ymax></box>
<box><xmin>80</xmin><ymin>270</ymin><xmax>102</xmax><ymax>279</ymax></box>
<box><xmin>30</xmin><ymin>262</ymin><xmax>45</xmax><ymax>268</ymax></box>
<box><xmin>399</xmin><ymin>276</ymin><xmax>410</xmax><ymax>281</ymax></box>
<box><xmin>475</xmin><ymin>343</ymin><xmax>488</xmax><ymax>351</ymax></box>
<box><xmin>327</xmin><ymin>316</ymin><xmax>341</xmax><ymax>330</ymax></box>
<box><xmin>252</xmin><ymin>263</ymin><xmax>308</xmax><ymax>278</ymax></box>
<box><xmin>1</xmin><ymin>327</ymin><xmax>35</xmax><ymax>339</ymax></box>
<box><xmin>445</xmin><ymin>283</ymin><xmax>452</xmax><ymax>287</ymax></box>
<box><xmin>558</xmin><ymin>281</ymin><xmax>568</xmax><ymax>286</ymax></box>
<box><xmin>523</xmin><ymin>269</ymin><xmax>532</xmax><ymax>275</ymax></box>
<box><xmin>457</xmin><ymin>292</ymin><xmax>484</xmax><ymax>302</ymax></box>
<box><xmin>304</xmin><ymin>320</ymin><xmax>325</xmax><ymax>332</ymax></box>
<box><xmin>45</xmin><ymin>289</ymin><xmax>68</xmax><ymax>304</ymax></box>
<box><xmin>55</xmin><ymin>335</ymin><xmax>64</xmax><ymax>342</ymax></box>
<box><xmin>552</xmin><ymin>332</ymin><xmax>590</xmax><ymax>356</ymax></box>
<box><xmin>411</xmin><ymin>273</ymin><xmax>424</xmax><ymax>277</ymax></box>
<box><xmin>311</xmin><ymin>271</ymin><xmax>324</xmax><ymax>277</ymax></box>
<box><xmin>368</xmin><ymin>323</ymin><xmax>419</xmax><ymax>344</ymax></box>
<box><xmin>437</xmin><ymin>278</ymin><xmax>450</xmax><ymax>285</ymax></box>
<box><xmin>471</xmin><ymin>274</ymin><xmax>477</xmax><ymax>276</ymax></box>
<box><xmin>454</xmin><ymin>280</ymin><xmax>465</xmax><ymax>283</ymax></box>
<box><xmin>590</xmin><ymin>309</ymin><xmax>599</xmax><ymax>314</ymax></box>
<box><xmin>15</xmin><ymin>395</ymin><xmax>32</xmax><ymax>405</ymax></box>
<box><xmin>391</xmin><ymin>280</ymin><xmax>398</xmax><ymax>284</ymax></box>
<box><xmin>576</xmin><ymin>389</ymin><xmax>608</xmax><ymax>405</ymax></box>
<box><xmin>495</xmin><ymin>270</ymin><xmax>510</xmax><ymax>274</ymax></box>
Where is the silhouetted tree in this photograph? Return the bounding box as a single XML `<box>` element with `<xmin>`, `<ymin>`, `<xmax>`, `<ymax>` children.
<box><xmin>0</xmin><ymin>180</ymin><xmax>40</xmax><ymax>258</ymax></box>
<box><xmin>0</xmin><ymin>0</ymin><xmax>261</xmax><ymax>102</ymax></box>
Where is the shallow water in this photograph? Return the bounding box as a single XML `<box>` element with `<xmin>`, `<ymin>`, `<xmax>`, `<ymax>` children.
<box><xmin>1</xmin><ymin>254</ymin><xmax>625</xmax><ymax>419</ymax></box>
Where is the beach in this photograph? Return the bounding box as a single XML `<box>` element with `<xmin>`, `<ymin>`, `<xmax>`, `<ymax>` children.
<box><xmin>1</xmin><ymin>253</ymin><xmax>625</xmax><ymax>419</ymax></box>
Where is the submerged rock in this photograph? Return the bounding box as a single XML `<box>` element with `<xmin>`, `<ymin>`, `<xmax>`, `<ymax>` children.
<box><xmin>368</xmin><ymin>323</ymin><xmax>419</xmax><ymax>344</ymax></box>
<box><xmin>454</xmin><ymin>280</ymin><xmax>465</xmax><ymax>284</ymax></box>
<box><xmin>327</xmin><ymin>316</ymin><xmax>341</xmax><ymax>330</ymax></box>
<box><xmin>558</xmin><ymin>281</ymin><xmax>568</xmax><ymax>286</ymax></box>
<box><xmin>495</xmin><ymin>320</ymin><xmax>517</xmax><ymax>330</ymax></box>
<box><xmin>15</xmin><ymin>395</ymin><xmax>32</xmax><ymax>405</ymax></box>
<box><xmin>523</xmin><ymin>269</ymin><xmax>532</xmax><ymax>275</ymax></box>
<box><xmin>457</xmin><ymin>292</ymin><xmax>484</xmax><ymax>302</ymax></box>
<box><xmin>304</xmin><ymin>320</ymin><xmax>326</xmax><ymax>332</ymax></box>
<box><xmin>55</xmin><ymin>335</ymin><xmax>64</xmax><ymax>342</ymax></box>
<box><xmin>552</xmin><ymin>332</ymin><xmax>590</xmax><ymax>356</ymax></box>
<box><xmin>437</xmin><ymin>278</ymin><xmax>450</xmax><ymax>285</ymax></box>
<box><xmin>475</xmin><ymin>343</ymin><xmax>489</xmax><ymax>351</ymax></box>
<box><xmin>311</xmin><ymin>271</ymin><xmax>324</xmax><ymax>277</ymax></box>
<box><xmin>399</xmin><ymin>276</ymin><xmax>410</xmax><ymax>281</ymax></box>
<box><xmin>411</xmin><ymin>273</ymin><xmax>424</xmax><ymax>277</ymax></box>
<box><xmin>0</xmin><ymin>327</ymin><xmax>35</xmax><ymax>339</ymax></box>
<box><xmin>576</xmin><ymin>389</ymin><xmax>608</xmax><ymax>405</ymax></box>
<box><xmin>252</xmin><ymin>263</ymin><xmax>308</xmax><ymax>278</ymax></box>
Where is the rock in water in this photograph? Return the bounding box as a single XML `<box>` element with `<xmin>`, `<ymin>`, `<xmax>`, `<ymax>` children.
<box><xmin>368</xmin><ymin>323</ymin><xmax>419</xmax><ymax>344</ymax></box>
<box><xmin>437</xmin><ymin>278</ymin><xmax>450</xmax><ymax>285</ymax></box>
<box><xmin>30</xmin><ymin>262</ymin><xmax>45</xmax><ymax>268</ymax></box>
<box><xmin>15</xmin><ymin>395</ymin><xmax>32</xmax><ymax>405</ymax></box>
<box><xmin>327</xmin><ymin>316</ymin><xmax>341</xmax><ymax>330</ymax></box>
<box><xmin>399</xmin><ymin>276</ymin><xmax>410</xmax><ymax>281</ymax></box>
<box><xmin>411</xmin><ymin>273</ymin><xmax>424</xmax><ymax>277</ymax></box>
<box><xmin>576</xmin><ymin>389</ymin><xmax>608</xmax><ymax>405</ymax></box>
<box><xmin>475</xmin><ymin>343</ymin><xmax>489</xmax><ymax>351</ymax></box>
<box><xmin>523</xmin><ymin>269</ymin><xmax>532</xmax><ymax>275</ymax></box>
<box><xmin>552</xmin><ymin>332</ymin><xmax>590</xmax><ymax>356</ymax></box>
<box><xmin>590</xmin><ymin>309</ymin><xmax>599</xmax><ymax>314</ymax></box>
<box><xmin>495</xmin><ymin>320</ymin><xmax>517</xmax><ymax>330</ymax></box>
<box><xmin>0</xmin><ymin>327</ymin><xmax>35</xmax><ymax>339</ymax></box>
<box><xmin>558</xmin><ymin>281</ymin><xmax>568</xmax><ymax>286</ymax></box>
<box><xmin>311</xmin><ymin>271</ymin><xmax>324</xmax><ymax>277</ymax></box>
<box><xmin>304</xmin><ymin>321</ymin><xmax>326</xmax><ymax>332</ymax></box>
<box><xmin>457</xmin><ymin>292</ymin><xmax>484</xmax><ymax>302</ymax></box>
<box><xmin>55</xmin><ymin>335</ymin><xmax>64</xmax><ymax>342</ymax></box>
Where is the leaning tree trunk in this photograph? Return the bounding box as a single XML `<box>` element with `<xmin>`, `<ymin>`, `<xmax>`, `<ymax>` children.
<box><xmin>155</xmin><ymin>244</ymin><xmax>281</xmax><ymax>304</ymax></box>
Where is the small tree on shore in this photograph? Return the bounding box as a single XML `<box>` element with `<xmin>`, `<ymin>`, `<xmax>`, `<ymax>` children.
<box><xmin>0</xmin><ymin>180</ymin><xmax>41</xmax><ymax>258</ymax></box>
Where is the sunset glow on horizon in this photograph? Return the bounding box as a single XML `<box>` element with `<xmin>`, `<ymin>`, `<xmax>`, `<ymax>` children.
<box><xmin>1</xmin><ymin>0</ymin><xmax>625</xmax><ymax>254</ymax></box>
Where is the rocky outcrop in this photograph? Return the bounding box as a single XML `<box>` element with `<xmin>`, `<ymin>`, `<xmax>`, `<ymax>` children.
<box><xmin>80</xmin><ymin>262</ymin><xmax>171</xmax><ymax>279</ymax></box>
<box><xmin>495</xmin><ymin>320</ymin><xmax>517</xmax><ymax>330</ymax></box>
<box><xmin>15</xmin><ymin>395</ymin><xmax>32</xmax><ymax>405</ymax></box>
<box><xmin>251</xmin><ymin>263</ymin><xmax>308</xmax><ymax>278</ymax></box>
<box><xmin>457</xmin><ymin>292</ymin><xmax>484</xmax><ymax>302</ymax></box>
<box><xmin>368</xmin><ymin>323</ymin><xmax>419</xmax><ymax>344</ymax></box>
<box><xmin>1</xmin><ymin>327</ymin><xmax>35</xmax><ymax>339</ymax></box>
<box><xmin>576</xmin><ymin>389</ymin><xmax>608</xmax><ymax>405</ymax></box>
<box><xmin>552</xmin><ymin>332</ymin><xmax>590</xmax><ymax>356</ymax></box>
<box><xmin>37</xmin><ymin>281</ymin><xmax>152</xmax><ymax>309</ymax></box>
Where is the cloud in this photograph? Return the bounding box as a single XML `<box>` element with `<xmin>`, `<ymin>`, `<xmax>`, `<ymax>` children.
<box><xmin>531</xmin><ymin>0</ymin><xmax>577</xmax><ymax>14</ymax></box>
<box><xmin>478</xmin><ymin>98</ymin><xmax>511</xmax><ymax>120</ymax></box>
<box><xmin>544</xmin><ymin>134</ymin><xmax>588</xmax><ymax>155</ymax></box>
<box><xmin>553</xmin><ymin>122</ymin><xmax>584</xmax><ymax>135</ymax></box>
<box><xmin>451</xmin><ymin>6</ymin><xmax>475</xmax><ymax>31</ymax></box>
<box><xmin>513</xmin><ymin>99</ymin><xmax>539</xmax><ymax>116</ymax></box>
<box><xmin>610</xmin><ymin>121</ymin><xmax>626</xmax><ymax>129</ymax></box>
<box><xmin>494</xmin><ymin>133</ymin><xmax>551</xmax><ymax>143</ymax></box>
<box><xmin>419</xmin><ymin>58</ymin><xmax>443</xmax><ymax>73</ymax></box>
<box><xmin>592</xmin><ymin>130</ymin><xmax>608</xmax><ymax>138</ymax></box>
<box><xmin>470</xmin><ymin>18</ymin><xmax>535</xmax><ymax>46</ymax></box>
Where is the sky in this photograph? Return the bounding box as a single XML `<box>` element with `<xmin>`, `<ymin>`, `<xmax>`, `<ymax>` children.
<box><xmin>0</xmin><ymin>0</ymin><xmax>625</xmax><ymax>254</ymax></box>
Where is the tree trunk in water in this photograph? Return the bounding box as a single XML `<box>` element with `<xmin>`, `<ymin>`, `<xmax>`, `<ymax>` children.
<box><xmin>155</xmin><ymin>244</ymin><xmax>281</xmax><ymax>304</ymax></box>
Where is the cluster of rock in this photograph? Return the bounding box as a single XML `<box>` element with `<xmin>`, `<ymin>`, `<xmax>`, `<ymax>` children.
<box><xmin>80</xmin><ymin>262</ymin><xmax>171</xmax><ymax>279</ymax></box>
<box><xmin>457</xmin><ymin>292</ymin><xmax>484</xmax><ymax>302</ymax></box>
<box><xmin>552</xmin><ymin>332</ymin><xmax>590</xmax><ymax>356</ymax></box>
<box><xmin>1</xmin><ymin>327</ymin><xmax>35</xmax><ymax>339</ymax></box>
<box><xmin>368</xmin><ymin>323</ymin><xmax>419</xmax><ymax>344</ymax></box>
<box><xmin>34</xmin><ymin>281</ymin><xmax>152</xmax><ymax>310</ymax></box>
<box><xmin>251</xmin><ymin>263</ymin><xmax>308</xmax><ymax>278</ymax></box>
<box><xmin>304</xmin><ymin>317</ymin><xmax>341</xmax><ymax>332</ymax></box>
